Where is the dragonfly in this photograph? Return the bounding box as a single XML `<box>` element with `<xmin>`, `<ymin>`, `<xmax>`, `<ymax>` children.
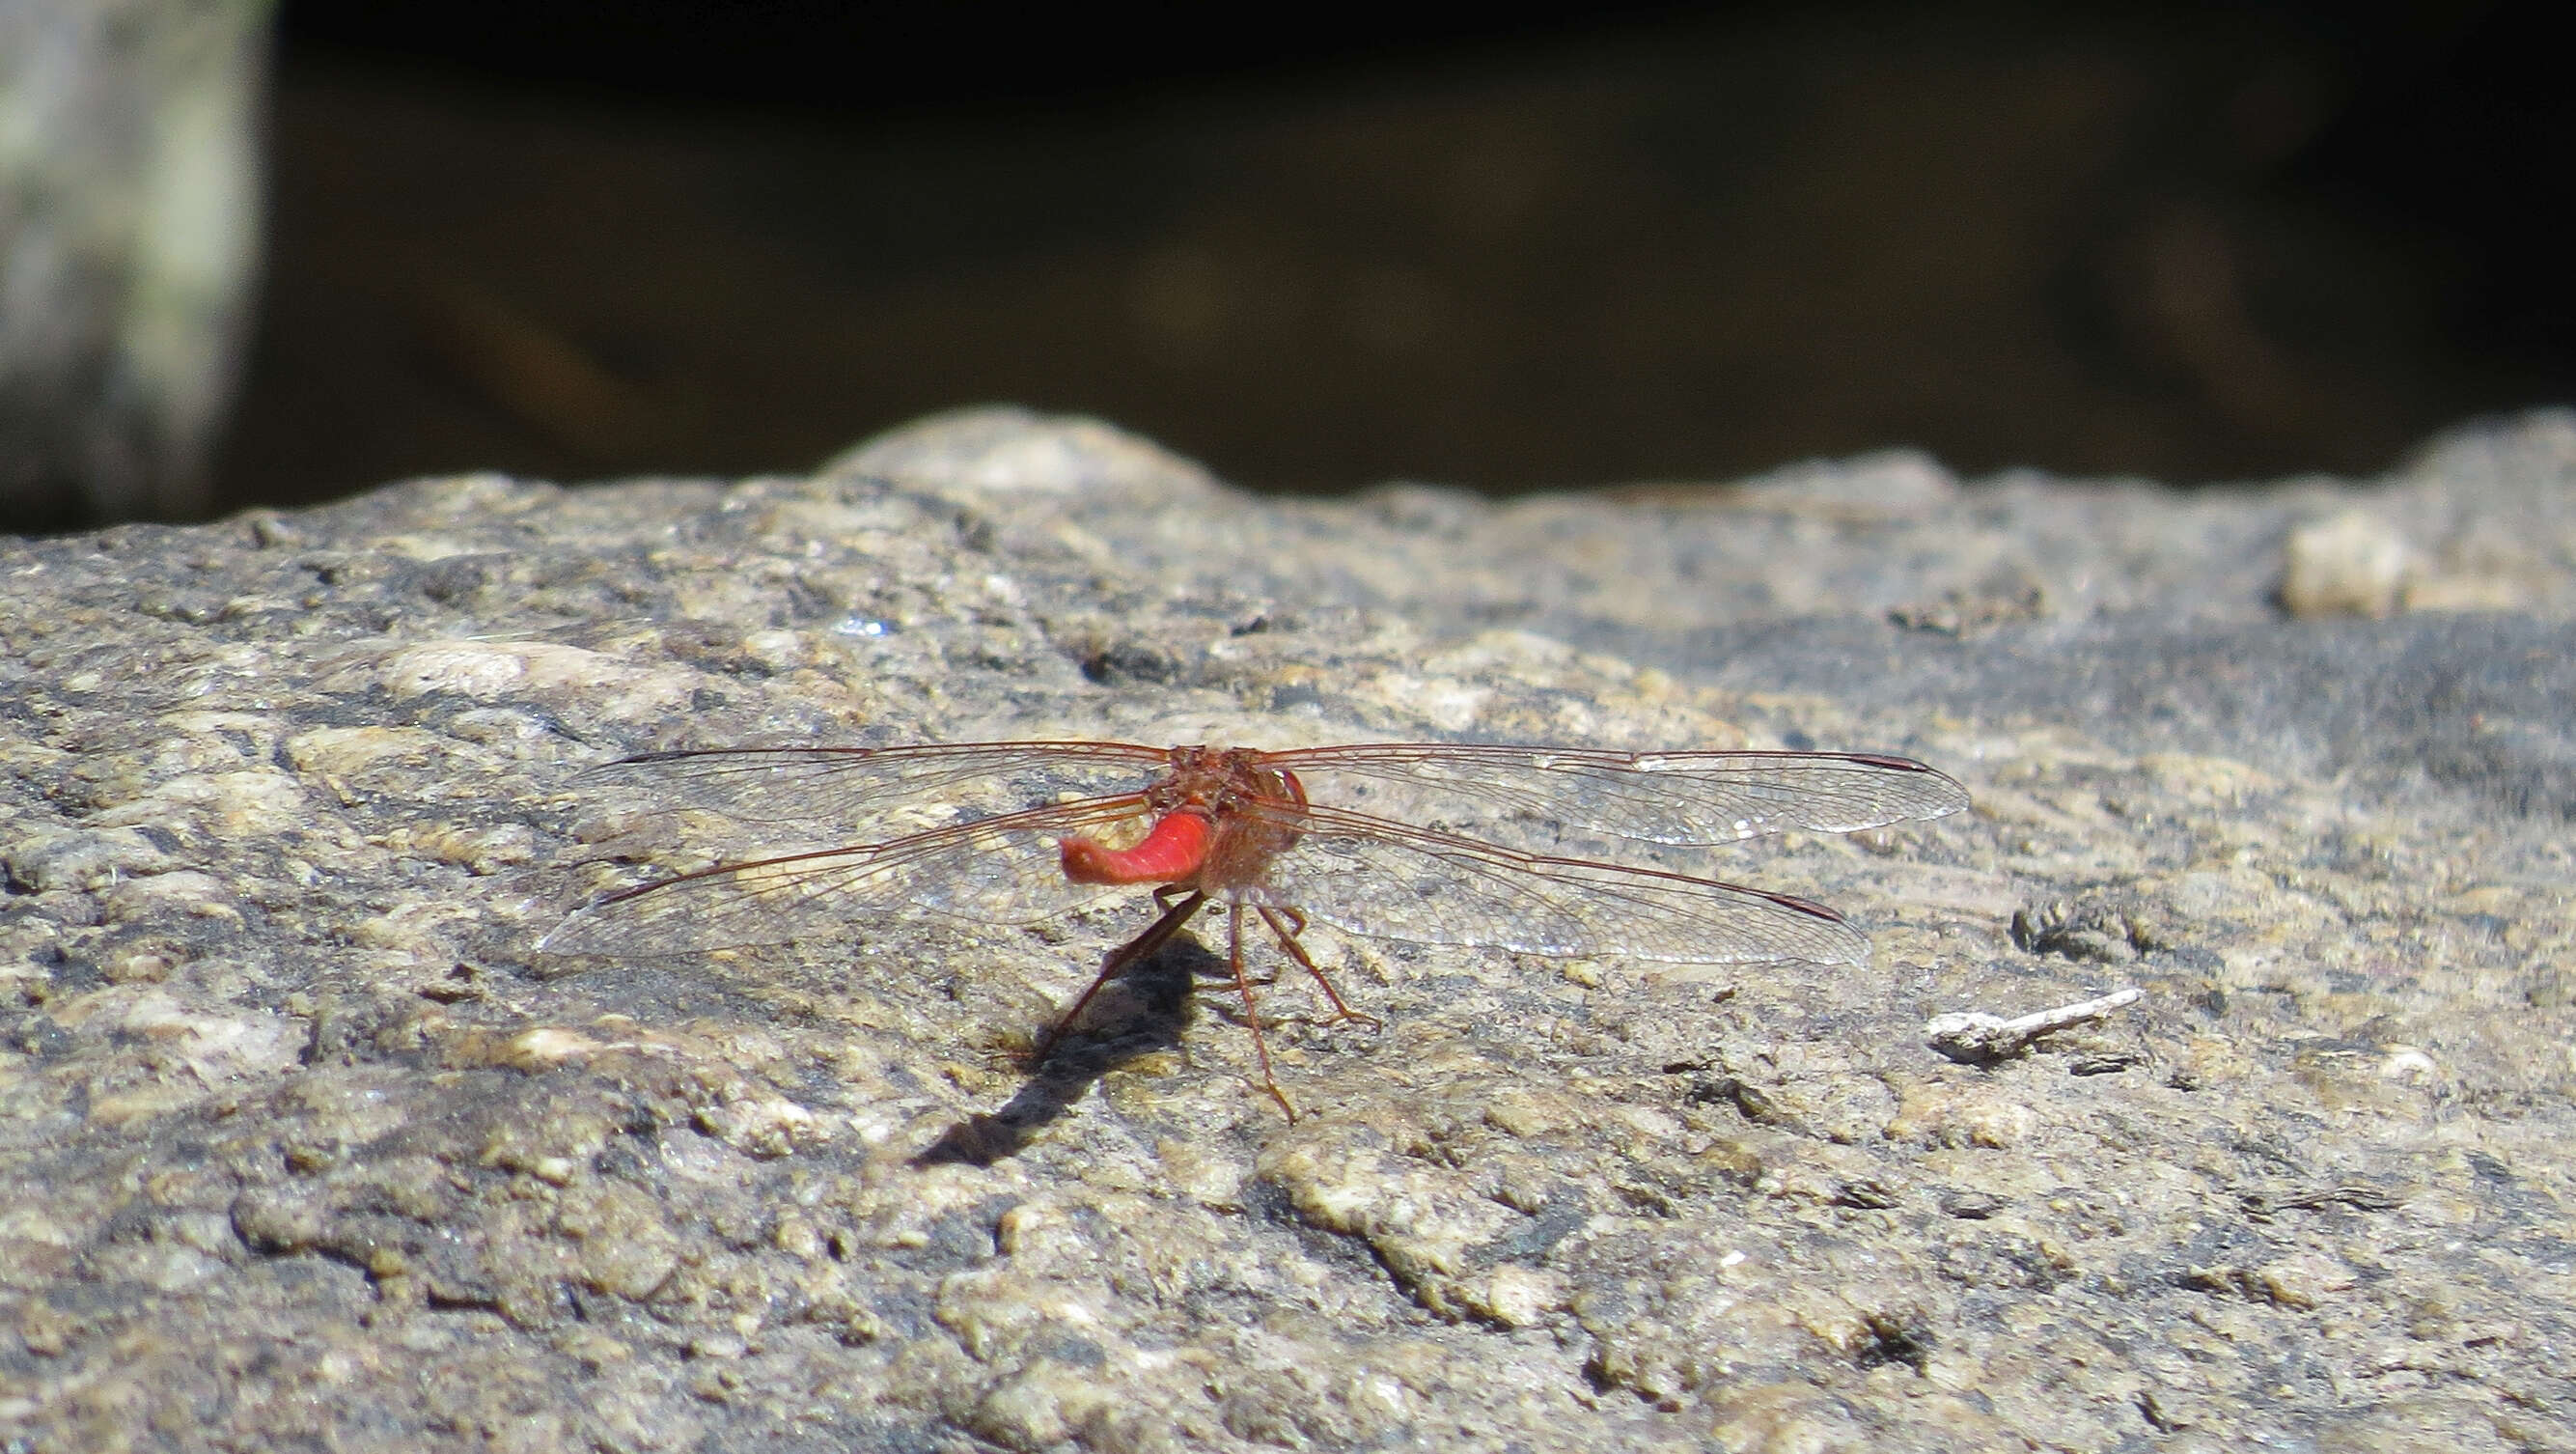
<box><xmin>538</xmin><ymin>740</ymin><xmax>1970</xmax><ymax>1117</ymax></box>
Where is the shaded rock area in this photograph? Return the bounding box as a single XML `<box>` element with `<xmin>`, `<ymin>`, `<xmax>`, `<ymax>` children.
<box><xmin>4</xmin><ymin>405</ymin><xmax>2574</xmax><ymax>1451</ymax></box>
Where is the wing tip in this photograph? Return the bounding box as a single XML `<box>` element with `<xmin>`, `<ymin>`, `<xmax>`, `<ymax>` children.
<box><xmin>531</xmin><ymin>912</ymin><xmax>602</xmax><ymax>958</ymax></box>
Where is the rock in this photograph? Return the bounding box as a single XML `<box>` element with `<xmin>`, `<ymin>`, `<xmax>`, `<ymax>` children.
<box><xmin>2</xmin><ymin>406</ymin><xmax>2571</xmax><ymax>1451</ymax></box>
<box><xmin>2279</xmin><ymin>508</ymin><xmax>2411</xmax><ymax>618</ymax></box>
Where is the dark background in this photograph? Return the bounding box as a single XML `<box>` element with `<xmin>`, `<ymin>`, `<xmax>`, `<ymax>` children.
<box><xmin>215</xmin><ymin>0</ymin><xmax>2572</xmax><ymax>513</ymax></box>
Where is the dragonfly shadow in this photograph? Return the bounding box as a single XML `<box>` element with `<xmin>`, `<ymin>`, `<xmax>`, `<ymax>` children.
<box><xmin>911</xmin><ymin>931</ymin><xmax>1222</xmax><ymax>1168</ymax></box>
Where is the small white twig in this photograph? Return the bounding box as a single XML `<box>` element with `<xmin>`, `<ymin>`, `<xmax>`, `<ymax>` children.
<box><xmin>1925</xmin><ymin>987</ymin><xmax>2142</xmax><ymax>1063</ymax></box>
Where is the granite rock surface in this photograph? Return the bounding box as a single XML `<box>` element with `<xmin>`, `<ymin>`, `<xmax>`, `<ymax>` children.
<box><xmin>3</xmin><ymin>406</ymin><xmax>2573</xmax><ymax>1451</ymax></box>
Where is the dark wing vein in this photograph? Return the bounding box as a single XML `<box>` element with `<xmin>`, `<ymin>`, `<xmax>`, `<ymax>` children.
<box><xmin>1248</xmin><ymin>801</ymin><xmax>1872</xmax><ymax>965</ymax></box>
<box><xmin>1279</xmin><ymin>743</ymin><xmax>1967</xmax><ymax>847</ymax></box>
<box><xmin>538</xmin><ymin>794</ymin><xmax>1153</xmax><ymax>958</ymax></box>
<box><xmin>575</xmin><ymin>741</ymin><xmax>1173</xmax><ymax>833</ymax></box>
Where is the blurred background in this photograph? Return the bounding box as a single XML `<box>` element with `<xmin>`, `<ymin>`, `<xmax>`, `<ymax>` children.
<box><xmin>3</xmin><ymin>0</ymin><xmax>2569</xmax><ymax>532</ymax></box>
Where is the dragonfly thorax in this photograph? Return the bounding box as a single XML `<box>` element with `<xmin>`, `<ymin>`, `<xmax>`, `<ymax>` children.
<box><xmin>1064</xmin><ymin>748</ymin><xmax>1310</xmax><ymax>889</ymax></box>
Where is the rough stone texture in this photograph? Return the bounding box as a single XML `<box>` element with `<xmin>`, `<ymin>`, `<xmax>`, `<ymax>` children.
<box><xmin>4</xmin><ymin>405</ymin><xmax>2573</xmax><ymax>1451</ymax></box>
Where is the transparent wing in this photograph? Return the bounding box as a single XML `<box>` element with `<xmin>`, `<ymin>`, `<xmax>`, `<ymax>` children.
<box><xmin>1276</xmin><ymin>743</ymin><xmax>1968</xmax><ymax>848</ymax></box>
<box><xmin>538</xmin><ymin>795</ymin><xmax>1154</xmax><ymax>958</ymax></box>
<box><xmin>1250</xmin><ymin>802</ymin><xmax>1873</xmax><ymax>966</ymax></box>
<box><xmin>572</xmin><ymin>741</ymin><xmax>1175</xmax><ymax>834</ymax></box>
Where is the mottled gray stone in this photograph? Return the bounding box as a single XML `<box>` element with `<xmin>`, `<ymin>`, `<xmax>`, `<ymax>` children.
<box><xmin>2</xmin><ymin>405</ymin><xmax>2572</xmax><ymax>1451</ymax></box>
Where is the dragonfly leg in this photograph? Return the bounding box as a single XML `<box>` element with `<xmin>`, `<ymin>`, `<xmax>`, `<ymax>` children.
<box><xmin>1032</xmin><ymin>890</ymin><xmax>1206</xmax><ymax>1066</ymax></box>
<box><xmin>1228</xmin><ymin>902</ymin><xmax>1297</xmax><ymax>1121</ymax></box>
<box><xmin>1258</xmin><ymin>906</ymin><xmax>1382</xmax><ymax>1030</ymax></box>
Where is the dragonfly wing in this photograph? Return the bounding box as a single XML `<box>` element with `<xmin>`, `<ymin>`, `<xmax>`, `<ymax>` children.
<box><xmin>1250</xmin><ymin>803</ymin><xmax>1872</xmax><ymax>966</ymax></box>
<box><xmin>1281</xmin><ymin>743</ymin><xmax>1968</xmax><ymax>847</ymax></box>
<box><xmin>575</xmin><ymin>741</ymin><xmax>1173</xmax><ymax>836</ymax></box>
<box><xmin>539</xmin><ymin>796</ymin><xmax>1152</xmax><ymax>958</ymax></box>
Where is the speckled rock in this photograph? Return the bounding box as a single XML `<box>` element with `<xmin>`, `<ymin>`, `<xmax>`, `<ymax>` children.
<box><xmin>4</xmin><ymin>405</ymin><xmax>2573</xmax><ymax>1451</ymax></box>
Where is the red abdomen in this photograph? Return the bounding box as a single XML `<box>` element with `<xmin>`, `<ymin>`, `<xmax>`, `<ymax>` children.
<box><xmin>1062</xmin><ymin>811</ymin><xmax>1213</xmax><ymax>886</ymax></box>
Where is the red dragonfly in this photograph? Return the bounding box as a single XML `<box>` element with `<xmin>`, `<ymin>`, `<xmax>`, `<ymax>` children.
<box><xmin>540</xmin><ymin>741</ymin><xmax>1969</xmax><ymax>1116</ymax></box>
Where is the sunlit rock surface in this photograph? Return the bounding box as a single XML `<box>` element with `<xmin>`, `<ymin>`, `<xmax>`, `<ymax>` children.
<box><xmin>4</xmin><ymin>406</ymin><xmax>2572</xmax><ymax>1451</ymax></box>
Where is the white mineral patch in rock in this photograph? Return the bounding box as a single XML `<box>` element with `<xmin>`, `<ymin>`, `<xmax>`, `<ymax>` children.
<box><xmin>2279</xmin><ymin>508</ymin><xmax>2412</xmax><ymax>617</ymax></box>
